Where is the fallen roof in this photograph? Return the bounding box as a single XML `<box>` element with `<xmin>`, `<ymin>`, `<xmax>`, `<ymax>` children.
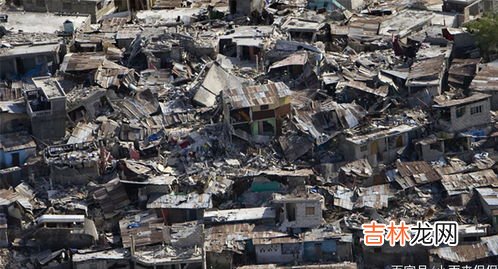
<box><xmin>204</xmin><ymin>207</ymin><xmax>276</xmax><ymax>223</ymax></box>
<box><xmin>72</xmin><ymin>249</ymin><xmax>128</xmax><ymax>262</ymax></box>
<box><xmin>205</xmin><ymin>223</ymin><xmax>254</xmax><ymax>253</ymax></box>
<box><xmin>193</xmin><ymin>63</ymin><xmax>248</xmax><ymax>107</ymax></box>
<box><xmin>441</xmin><ymin>169</ymin><xmax>498</xmax><ymax>195</ymax></box>
<box><xmin>394</xmin><ymin>161</ymin><xmax>442</xmax><ymax>189</ymax></box>
<box><xmin>60</xmin><ymin>53</ymin><xmax>107</xmax><ymax>72</ymax></box>
<box><xmin>269</xmin><ymin>51</ymin><xmax>309</xmax><ymax>71</ymax></box>
<box><xmin>339</xmin><ymin>80</ymin><xmax>389</xmax><ymax>97</ymax></box>
<box><xmin>341</xmin><ymin>159</ymin><xmax>373</xmax><ymax>178</ymax></box>
<box><xmin>406</xmin><ymin>55</ymin><xmax>445</xmax><ymax>87</ymax></box>
<box><xmin>147</xmin><ymin>193</ymin><xmax>212</xmax><ymax>209</ymax></box>
<box><xmin>119</xmin><ymin>212</ymin><xmax>168</xmax><ymax>248</ymax></box>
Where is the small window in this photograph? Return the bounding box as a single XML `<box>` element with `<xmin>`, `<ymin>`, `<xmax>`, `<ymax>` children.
<box><xmin>456</xmin><ymin>106</ymin><xmax>466</xmax><ymax>118</ymax></box>
<box><xmin>471</xmin><ymin>105</ymin><xmax>482</xmax><ymax>115</ymax></box>
<box><xmin>260</xmin><ymin>104</ymin><xmax>269</xmax><ymax>110</ymax></box>
<box><xmin>305</xmin><ymin>206</ymin><xmax>315</xmax><ymax>216</ymax></box>
<box><xmin>360</xmin><ymin>145</ymin><xmax>367</xmax><ymax>152</ymax></box>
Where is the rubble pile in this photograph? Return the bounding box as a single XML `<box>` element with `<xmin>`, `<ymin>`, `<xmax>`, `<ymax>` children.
<box><xmin>0</xmin><ymin>0</ymin><xmax>498</xmax><ymax>268</ymax></box>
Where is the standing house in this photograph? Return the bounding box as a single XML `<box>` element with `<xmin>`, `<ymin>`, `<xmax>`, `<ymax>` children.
<box><xmin>340</xmin><ymin>124</ymin><xmax>424</xmax><ymax>166</ymax></box>
<box><xmin>0</xmin><ymin>101</ymin><xmax>30</xmax><ymax>134</ymax></box>
<box><xmin>0</xmin><ymin>43</ymin><xmax>61</xmax><ymax>80</ymax></box>
<box><xmin>253</xmin><ymin>230</ymin><xmax>353</xmax><ymax>265</ymax></box>
<box><xmin>223</xmin><ymin>82</ymin><xmax>292</xmax><ymax>142</ymax></box>
<box><xmin>218</xmin><ymin>26</ymin><xmax>273</xmax><ymax>62</ymax></box>
<box><xmin>272</xmin><ymin>192</ymin><xmax>323</xmax><ymax>231</ymax></box>
<box><xmin>476</xmin><ymin>187</ymin><xmax>498</xmax><ymax>232</ymax></box>
<box><xmin>20</xmin><ymin>0</ymin><xmax>116</xmax><ymax>23</ymax></box>
<box><xmin>24</xmin><ymin>76</ymin><xmax>66</xmax><ymax>140</ymax></box>
<box><xmin>433</xmin><ymin>93</ymin><xmax>491</xmax><ymax>132</ymax></box>
<box><xmin>0</xmin><ymin>132</ymin><xmax>36</xmax><ymax>169</ymax></box>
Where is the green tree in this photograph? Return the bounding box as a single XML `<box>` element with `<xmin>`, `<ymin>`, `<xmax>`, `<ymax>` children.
<box><xmin>465</xmin><ymin>13</ymin><xmax>498</xmax><ymax>61</ymax></box>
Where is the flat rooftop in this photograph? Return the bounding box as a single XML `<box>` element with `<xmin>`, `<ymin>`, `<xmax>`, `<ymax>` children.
<box><xmin>1</xmin><ymin>12</ymin><xmax>89</xmax><ymax>33</ymax></box>
<box><xmin>433</xmin><ymin>92</ymin><xmax>491</xmax><ymax>108</ymax></box>
<box><xmin>32</xmin><ymin>76</ymin><xmax>66</xmax><ymax>99</ymax></box>
<box><xmin>346</xmin><ymin>124</ymin><xmax>421</xmax><ymax>145</ymax></box>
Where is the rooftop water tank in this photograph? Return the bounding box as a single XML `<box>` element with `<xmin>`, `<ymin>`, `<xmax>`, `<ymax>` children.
<box><xmin>63</xmin><ymin>20</ymin><xmax>74</xmax><ymax>34</ymax></box>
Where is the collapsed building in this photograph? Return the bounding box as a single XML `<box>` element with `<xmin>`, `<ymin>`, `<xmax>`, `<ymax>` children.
<box><xmin>1</xmin><ymin>0</ymin><xmax>498</xmax><ymax>268</ymax></box>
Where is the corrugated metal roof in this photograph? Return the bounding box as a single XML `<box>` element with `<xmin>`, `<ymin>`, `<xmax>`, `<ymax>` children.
<box><xmin>269</xmin><ymin>51</ymin><xmax>308</xmax><ymax>71</ymax></box>
<box><xmin>471</xmin><ymin>63</ymin><xmax>498</xmax><ymax>92</ymax></box>
<box><xmin>395</xmin><ymin>161</ymin><xmax>441</xmax><ymax>189</ymax></box>
<box><xmin>441</xmin><ymin>169</ymin><xmax>498</xmax><ymax>195</ymax></box>
<box><xmin>431</xmin><ymin>235</ymin><xmax>498</xmax><ymax>262</ymax></box>
<box><xmin>224</xmin><ymin>82</ymin><xmax>291</xmax><ymax>109</ymax></box>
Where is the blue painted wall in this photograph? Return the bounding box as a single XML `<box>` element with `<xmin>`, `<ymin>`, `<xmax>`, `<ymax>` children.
<box><xmin>0</xmin><ymin>148</ymin><xmax>36</xmax><ymax>169</ymax></box>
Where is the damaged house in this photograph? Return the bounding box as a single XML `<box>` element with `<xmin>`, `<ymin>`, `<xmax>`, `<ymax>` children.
<box><xmin>0</xmin><ymin>132</ymin><xmax>36</xmax><ymax>170</ymax></box>
<box><xmin>147</xmin><ymin>192</ymin><xmax>213</xmax><ymax>224</ymax></box>
<box><xmin>223</xmin><ymin>82</ymin><xmax>292</xmax><ymax>143</ymax></box>
<box><xmin>272</xmin><ymin>191</ymin><xmax>323</xmax><ymax>231</ymax></box>
<box><xmin>24</xmin><ymin>76</ymin><xmax>67</xmax><ymax>140</ymax></box>
<box><xmin>253</xmin><ymin>228</ymin><xmax>353</xmax><ymax>265</ymax></box>
<box><xmin>340</xmin><ymin>120</ymin><xmax>425</xmax><ymax>166</ymax></box>
<box><xmin>470</xmin><ymin>63</ymin><xmax>498</xmax><ymax>110</ymax></box>
<box><xmin>20</xmin><ymin>0</ymin><xmax>116</xmax><ymax>23</ymax></box>
<box><xmin>44</xmin><ymin>142</ymin><xmax>101</xmax><ymax>185</ymax></box>
<box><xmin>281</xmin><ymin>17</ymin><xmax>330</xmax><ymax>43</ymax></box>
<box><xmin>31</xmin><ymin>214</ymin><xmax>98</xmax><ymax>249</ymax></box>
<box><xmin>4</xmin><ymin>0</ymin><xmax>498</xmax><ymax>268</ymax></box>
<box><xmin>0</xmin><ymin>43</ymin><xmax>61</xmax><ymax>80</ymax></box>
<box><xmin>405</xmin><ymin>55</ymin><xmax>447</xmax><ymax>106</ymax></box>
<box><xmin>476</xmin><ymin>187</ymin><xmax>498</xmax><ymax>232</ymax></box>
<box><xmin>218</xmin><ymin>26</ymin><xmax>273</xmax><ymax>62</ymax></box>
<box><xmin>433</xmin><ymin>92</ymin><xmax>491</xmax><ymax>133</ymax></box>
